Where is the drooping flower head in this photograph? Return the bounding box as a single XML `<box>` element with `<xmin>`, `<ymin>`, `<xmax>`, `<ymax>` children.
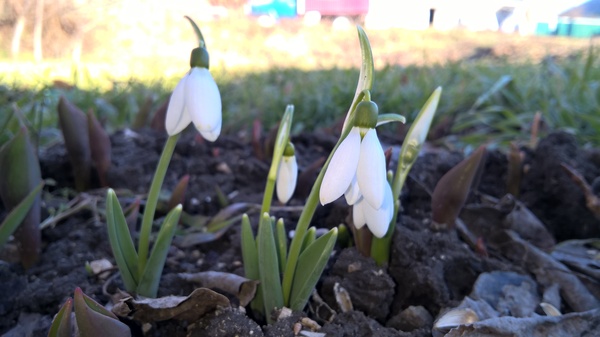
<box><xmin>319</xmin><ymin>98</ymin><xmax>394</xmax><ymax>238</ymax></box>
<box><xmin>165</xmin><ymin>32</ymin><xmax>222</xmax><ymax>141</ymax></box>
<box><xmin>276</xmin><ymin>142</ymin><xmax>298</xmax><ymax>204</ymax></box>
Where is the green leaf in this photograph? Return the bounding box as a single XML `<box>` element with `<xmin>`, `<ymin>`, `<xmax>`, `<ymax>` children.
<box><xmin>275</xmin><ymin>218</ymin><xmax>287</xmax><ymax>273</ymax></box>
<box><xmin>289</xmin><ymin>228</ymin><xmax>337</xmax><ymax>311</ymax></box>
<box><xmin>0</xmin><ymin>181</ymin><xmax>43</xmax><ymax>247</ymax></box>
<box><xmin>470</xmin><ymin>75</ymin><xmax>512</xmax><ymax>111</ymax></box>
<box><xmin>137</xmin><ymin>204</ymin><xmax>182</xmax><ymax>297</ymax></box>
<box><xmin>300</xmin><ymin>227</ymin><xmax>316</xmax><ymax>254</ymax></box>
<box><xmin>105</xmin><ymin>189</ymin><xmax>139</xmax><ymax>292</ymax></box>
<box><xmin>48</xmin><ymin>297</ymin><xmax>72</xmax><ymax>337</ymax></box>
<box><xmin>241</xmin><ymin>214</ymin><xmax>258</xmax><ymax>280</ymax></box>
<box><xmin>74</xmin><ymin>287</ymin><xmax>131</xmax><ymax>337</ymax></box>
<box><xmin>0</xmin><ymin>127</ymin><xmax>42</xmax><ymax>268</ymax></box>
<box><xmin>257</xmin><ymin>213</ymin><xmax>283</xmax><ymax>323</ymax></box>
<box><xmin>241</xmin><ymin>214</ymin><xmax>264</xmax><ymax>316</ymax></box>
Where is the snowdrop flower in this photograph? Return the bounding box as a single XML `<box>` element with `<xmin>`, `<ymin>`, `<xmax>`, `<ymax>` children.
<box><xmin>353</xmin><ymin>183</ymin><xmax>394</xmax><ymax>238</ymax></box>
<box><xmin>320</xmin><ymin>100</ymin><xmax>387</xmax><ymax>210</ymax></box>
<box><xmin>165</xmin><ymin>46</ymin><xmax>222</xmax><ymax>141</ymax></box>
<box><xmin>276</xmin><ymin>143</ymin><xmax>298</xmax><ymax>204</ymax></box>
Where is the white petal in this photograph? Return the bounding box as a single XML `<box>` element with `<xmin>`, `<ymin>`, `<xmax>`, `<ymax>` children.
<box><xmin>201</xmin><ymin>118</ymin><xmax>221</xmax><ymax>142</ymax></box>
<box><xmin>363</xmin><ymin>183</ymin><xmax>394</xmax><ymax>238</ymax></box>
<box><xmin>165</xmin><ymin>74</ymin><xmax>192</xmax><ymax>135</ymax></box>
<box><xmin>344</xmin><ymin>174</ymin><xmax>362</xmax><ymax>205</ymax></box>
<box><xmin>320</xmin><ymin>128</ymin><xmax>361</xmax><ymax>205</ymax></box>
<box><xmin>357</xmin><ymin>129</ymin><xmax>386</xmax><ymax>209</ymax></box>
<box><xmin>276</xmin><ymin>155</ymin><xmax>298</xmax><ymax>204</ymax></box>
<box><xmin>352</xmin><ymin>199</ymin><xmax>367</xmax><ymax>230</ymax></box>
<box><xmin>186</xmin><ymin>68</ymin><xmax>222</xmax><ymax>141</ymax></box>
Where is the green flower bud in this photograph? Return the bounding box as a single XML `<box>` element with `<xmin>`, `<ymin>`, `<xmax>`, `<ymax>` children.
<box><xmin>190</xmin><ymin>47</ymin><xmax>209</xmax><ymax>69</ymax></box>
<box><xmin>353</xmin><ymin>100</ymin><xmax>378</xmax><ymax>129</ymax></box>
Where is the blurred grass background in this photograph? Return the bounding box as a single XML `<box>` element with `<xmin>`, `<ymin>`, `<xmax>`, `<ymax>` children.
<box><xmin>1</xmin><ymin>1</ymin><xmax>599</xmax><ymax>148</ymax></box>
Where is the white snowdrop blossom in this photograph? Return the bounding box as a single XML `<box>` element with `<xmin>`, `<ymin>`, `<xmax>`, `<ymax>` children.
<box><xmin>276</xmin><ymin>154</ymin><xmax>298</xmax><ymax>204</ymax></box>
<box><xmin>165</xmin><ymin>67</ymin><xmax>222</xmax><ymax>141</ymax></box>
<box><xmin>320</xmin><ymin>126</ymin><xmax>387</xmax><ymax>210</ymax></box>
<box><xmin>352</xmin><ymin>182</ymin><xmax>394</xmax><ymax>238</ymax></box>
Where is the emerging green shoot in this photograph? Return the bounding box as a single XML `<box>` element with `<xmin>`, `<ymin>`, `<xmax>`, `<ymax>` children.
<box><xmin>0</xmin><ymin>127</ymin><xmax>42</xmax><ymax>268</ymax></box>
<box><xmin>431</xmin><ymin>145</ymin><xmax>487</xmax><ymax>229</ymax></box>
<box><xmin>58</xmin><ymin>96</ymin><xmax>92</xmax><ymax>191</ymax></box>
<box><xmin>73</xmin><ymin>287</ymin><xmax>131</xmax><ymax>337</ymax></box>
<box><xmin>87</xmin><ymin>110</ymin><xmax>112</xmax><ymax>187</ymax></box>
<box><xmin>49</xmin><ymin>288</ymin><xmax>131</xmax><ymax>337</ymax></box>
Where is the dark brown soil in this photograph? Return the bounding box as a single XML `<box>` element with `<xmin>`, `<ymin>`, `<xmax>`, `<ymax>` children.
<box><xmin>1</xmin><ymin>128</ymin><xmax>600</xmax><ymax>336</ymax></box>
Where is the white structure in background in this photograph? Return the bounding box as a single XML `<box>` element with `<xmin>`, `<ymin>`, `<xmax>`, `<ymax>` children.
<box><xmin>365</xmin><ymin>0</ymin><xmax>538</xmax><ymax>32</ymax></box>
<box><xmin>366</xmin><ymin>0</ymin><xmax>432</xmax><ymax>30</ymax></box>
<box><xmin>432</xmin><ymin>0</ymin><xmax>505</xmax><ymax>31</ymax></box>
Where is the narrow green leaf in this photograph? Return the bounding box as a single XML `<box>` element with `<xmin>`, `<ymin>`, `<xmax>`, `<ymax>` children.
<box><xmin>241</xmin><ymin>214</ymin><xmax>264</xmax><ymax>316</ymax></box>
<box><xmin>471</xmin><ymin>75</ymin><xmax>512</xmax><ymax>111</ymax></box>
<box><xmin>105</xmin><ymin>189</ymin><xmax>138</xmax><ymax>292</ymax></box>
<box><xmin>300</xmin><ymin>227</ymin><xmax>316</xmax><ymax>254</ymax></box>
<box><xmin>137</xmin><ymin>205</ymin><xmax>182</xmax><ymax>298</ymax></box>
<box><xmin>275</xmin><ymin>218</ymin><xmax>287</xmax><ymax>273</ymax></box>
<box><xmin>241</xmin><ymin>214</ymin><xmax>259</xmax><ymax>281</ymax></box>
<box><xmin>48</xmin><ymin>297</ymin><xmax>72</xmax><ymax>337</ymax></box>
<box><xmin>0</xmin><ymin>181</ymin><xmax>43</xmax><ymax>247</ymax></box>
<box><xmin>257</xmin><ymin>213</ymin><xmax>283</xmax><ymax>323</ymax></box>
<box><xmin>290</xmin><ymin>228</ymin><xmax>337</xmax><ymax>311</ymax></box>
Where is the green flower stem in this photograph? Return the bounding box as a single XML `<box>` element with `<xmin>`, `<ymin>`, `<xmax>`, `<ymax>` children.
<box><xmin>138</xmin><ymin>134</ymin><xmax>180</xmax><ymax>277</ymax></box>
<box><xmin>260</xmin><ymin>105</ymin><xmax>293</xmax><ymax>216</ymax></box>
<box><xmin>282</xmin><ymin>124</ymin><xmax>352</xmax><ymax>306</ymax></box>
<box><xmin>371</xmin><ymin>87</ymin><xmax>442</xmax><ymax>265</ymax></box>
<box><xmin>283</xmin><ymin>26</ymin><xmax>375</xmax><ymax>306</ymax></box>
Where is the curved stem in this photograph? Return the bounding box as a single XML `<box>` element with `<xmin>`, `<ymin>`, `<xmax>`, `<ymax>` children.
<box><xmin>184</xmin><ymin>16</ymin><xmax>206</xmax><ymax>49</ymax></box>
<box><xmin>138</xmin><ymin>134</ymin><xmax>180</xmax><ymax>277</ymax></box>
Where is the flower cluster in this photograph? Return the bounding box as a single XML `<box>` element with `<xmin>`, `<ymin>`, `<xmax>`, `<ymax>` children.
<box><xmin>319</xmin><ymin>100</ymin><xmax>393</xmax><ymax>238</ymax></box>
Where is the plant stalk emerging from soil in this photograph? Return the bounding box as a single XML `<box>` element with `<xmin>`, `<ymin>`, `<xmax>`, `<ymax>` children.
<box><xmin>105</xmin><ymin>17</ymin><xmax>220</xmax><ymax>297</ymax></box>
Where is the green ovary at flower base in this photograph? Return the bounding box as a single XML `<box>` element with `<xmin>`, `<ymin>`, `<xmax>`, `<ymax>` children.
<box><xmin>319</xmin><ymin>97</ymin><xmax>393</xmax><ymax>238</ymax></box>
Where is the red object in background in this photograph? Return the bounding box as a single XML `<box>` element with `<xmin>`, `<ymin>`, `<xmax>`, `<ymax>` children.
<box><xmin>298</xmin><ymin>0</ymin><xmax>369</xmax><ymax>16</ymax></box>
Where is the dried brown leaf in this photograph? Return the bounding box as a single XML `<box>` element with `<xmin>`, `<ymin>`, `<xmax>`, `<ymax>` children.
<box><xmin>180</xmin><ymin>271</ymin><xmax>259</xmax><ymax>307</ymax></box>
<box><xmin>113</xmin><ymin>288</ymin><xmax>230</xmax><ymax>323</ymax></box>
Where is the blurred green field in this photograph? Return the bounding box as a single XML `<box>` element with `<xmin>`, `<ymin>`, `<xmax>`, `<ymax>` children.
<box><xmin>1</xmin><ymin>14</ymin><xmax>599</xmax><ymax>149</ymax></box>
